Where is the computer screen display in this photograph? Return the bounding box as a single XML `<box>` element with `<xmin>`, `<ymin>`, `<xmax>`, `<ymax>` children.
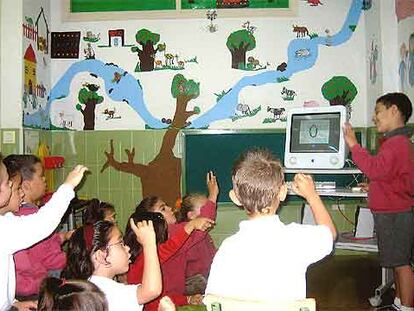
<box><xmin>290</xmin><ymin>112</ymin><xmax>341</xmax><ymax>153</ymax></box>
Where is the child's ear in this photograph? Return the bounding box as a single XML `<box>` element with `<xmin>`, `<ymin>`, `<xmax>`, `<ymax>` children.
<box><xmin>229</xmin><ymin>189</ymin><xmax>241</xmax><ymax>206</ymax></box>
<box><xmin>93</xmin><ymin>249</ymin><xmax>109</xmax><ymax>266</ymax></box>
<box><xmin>187</xmin><ymin>210</ymin><xmax>196</xmax><ymax>220</ymax></box>
<box><xmin>21</xmin><ymin>180</ymin><xmax>31</xmax><ymax>193</ymax></box>
<box><xmin>278</xmin><ymin>184</ymin><xmax>288</xmax><ymax>202</ymax></box>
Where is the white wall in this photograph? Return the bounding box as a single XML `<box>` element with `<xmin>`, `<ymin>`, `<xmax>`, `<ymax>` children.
<box><xmin>0</xmin><ymin>0</ymin><xmax>23</xmax><ymax>129</ymax></box>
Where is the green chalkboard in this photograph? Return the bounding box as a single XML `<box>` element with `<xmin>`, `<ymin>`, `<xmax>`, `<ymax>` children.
<box><xmin>181</xmin><ymin>129</ymin><xmax>363</xmax><ymax>203</ymax></box>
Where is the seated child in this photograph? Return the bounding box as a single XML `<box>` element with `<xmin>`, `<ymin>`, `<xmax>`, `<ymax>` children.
<box><xmin>205</xmin><ymin>149</ymin><xmax>336</xmax><ymax>301</ymax></box>
<box><xmin>125</xmin><ymin>211</ymin><xmax>214</xmax><ymax>310</ymax></box>
<box><xmin>3</xmin><ymin>155</ymin><xmax>72</xmax><ymax>299</ymax></box>
<box><xmin>64</xmin><ymin>219</ymin><xmax>162</xmax><ymax>310</ymax></box>
<box><xmin>0</xmin><ymin>152</ymin><xmax>87</xmax><ymax>311</ymax></box>
<box><xmin>38</xmin><ymin>277</ymin><xmax>108</xmax><ymax>311</ymax></box>
<box><xmin>175</xmin><ymin>190</ymin><xmax>217</xmax><ymax>294</ymax></box>
<box><xmin>133</xmin><ymin>171</ymin><xmax>218</xmax><ymax>296</ymax></box>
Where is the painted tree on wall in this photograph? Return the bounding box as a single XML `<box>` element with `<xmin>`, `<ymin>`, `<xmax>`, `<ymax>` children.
<box><xmin>131</xmin><ymin>29</ymin><xmax>165</xmax><ymax>72</ymax></box>
<box><xmin>76</xmin><ymin>83</ymin><xmax>104</xmax><ymax>130</ymax></box>
<box><xmin>226</xmin><ymin>29</ymin><xmax>256</xmax><ymax>69</ymax></box>
<box><xmin>101</xmin><ymin>74</ymin><xmax>200</xmax><ymax>206</ymax></box>
<box><xmin>321</xmin><ymin>76</ymin><xmax>358</xmax><ymax>106</ymax></box>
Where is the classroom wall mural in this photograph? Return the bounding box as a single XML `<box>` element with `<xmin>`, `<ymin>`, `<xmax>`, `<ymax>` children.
<box><xmin>22</xmin><ymin>0</ymin><xmax>51</xmax><ymax>127</ymax></box>
<box><xmin>23</xmin><ymin>0</ymin><xmax>368</xmax><ymax>131</ymax></box>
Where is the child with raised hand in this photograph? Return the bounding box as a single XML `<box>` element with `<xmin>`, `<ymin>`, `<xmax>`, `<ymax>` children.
<box><xmin>3</xmin><ymin>155</ymin><xmax>73</xmax><ymax>301</ymax></box>
<box><xmin>125</xmin><ymin>211</ymin><xmax>214</xmax><ymax>310</ymax></box>
<box><xmin>344</xmin><ymin>92</ymin><xmax>414</xmax><ymax>310</ymax></box>
<box><xmin>205</xmin><ymin>149</ymin><xmax>336</xmax><ymax>302</ymax></box>
<box><xmin>38</xmin><ymin>277</ymin><xmax>108</xmax><ymax>311</ymax></box>
<box><xmin>0</xmin><ymin>152</ymin><xmax>87</xmax><ymax>311</ymax></box>
<box><xmin>175</xmin><ymin>172</ymin><xmax>218</xmax><ymax>295</ymax></box>
<box><xmin>64</xmin><ymin>219</ymin><xmax>162</xmax><ymax>310</ymax></box>
<box><xmin>133</xmin><ymin>171</ymin><xmax>219</xmax><ymax>298</ymax></box>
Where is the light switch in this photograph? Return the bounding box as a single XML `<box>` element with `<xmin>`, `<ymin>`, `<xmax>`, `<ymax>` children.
<box><xmin>3</xmin><ymin>131</ymin><xmax>16</xmax><ymax>144</ymax></box>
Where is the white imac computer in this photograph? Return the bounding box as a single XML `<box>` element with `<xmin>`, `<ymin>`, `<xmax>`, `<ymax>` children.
<box><xmin>284</xmin><ymin>105</ymin><xmax>347</xmax><ymax>169</ymax></box>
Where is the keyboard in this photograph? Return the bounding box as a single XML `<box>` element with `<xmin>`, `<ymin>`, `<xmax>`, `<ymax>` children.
<box><xmin>315</xmin><ymin>181</ymin><xmax>336</xmax><ymax>190</ymax></box>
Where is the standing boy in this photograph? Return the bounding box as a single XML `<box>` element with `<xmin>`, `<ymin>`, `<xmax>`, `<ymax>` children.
<box><xmin>205</xmin><ymin>149</ymin><xmax>336</xmax><ymax>301</ymax></box>
<box><xmin>344</xmin><ymin>92</ymin><xmax>414</xmax><ymax>310</ymax></box>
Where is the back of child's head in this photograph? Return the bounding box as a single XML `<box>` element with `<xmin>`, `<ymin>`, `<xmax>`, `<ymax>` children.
<box><xmin>124</xmin><ymin>211</ymin><xmax>167</xmax><ymax>263</ymax></box>
<box><xmin>83</xmin><ymin>198</ymin><xmax>116</xmax><ymax>225</ymax></box>
<box><xmin>63</xmin><ymin>220</ymin><xmax>115</xmax><ymax>279</ymax></box>
<box><xmin>175</xmin><ymin>193</ymin><xmax>206</xmax><ymax>222</ymax></box>
<box><xmin>2</xmin><ymin>154</ymin><xmax>41</xmax><ymax>181</ymax></box>
<box><xmin>134</xmin><ymin>196</ymin><xmax>161</xmax><ymax>213</ymax></box>
<box><xmin>2</xmin><ymin>155</ymin><xmax>22</xmax><ymax>180</ymax></box>
<box><xmin>377</xmin><ymin>92</ymin><xmax>413</xmax><ymax>123</ymax></box>
<box><xmin>232</xmin><ymin>148</ymin><xmax>284</xmax><ymax>214</ymax></box>
<box><xmin>38</xmin><ymin>277</ymin><xmax>108</xmax><ymax>311</ymax></box>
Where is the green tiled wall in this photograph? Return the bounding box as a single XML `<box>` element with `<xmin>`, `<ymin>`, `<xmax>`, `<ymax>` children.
<box><xmin>19</xmin><ymin>129</ymin><xmax>374</xmax><ymax>253</ymax></box>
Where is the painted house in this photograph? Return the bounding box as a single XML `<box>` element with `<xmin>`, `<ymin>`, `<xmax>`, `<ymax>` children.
<box><xmin>23</xmin><ymin>44</ymin><xmax>37</xmax><ymax>95</ymax></box>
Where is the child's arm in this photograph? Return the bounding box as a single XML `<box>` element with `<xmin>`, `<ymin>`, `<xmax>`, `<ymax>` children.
<box><xmin>292</xmin><ymin>173</ymin><xmax>337</xmax><ymax>239</ymax></box>
<box><xmin>130</xmin><ymin>219</ymin><xmax>162</xmax><ymax>304</ymax></box>
<box><xmin>4</xmin><ymin>165</ymin><xmax>88</xmax><ymax>254</ymax></box>
<box><xmin>200</xmin><ymin>171</ymin><xmax>219</xmax><ymax>219</ymax></box>
<box><xmin>29</xmin><ymin>233</ymin><xmax>66</xmax><ymax>270</ymax></box>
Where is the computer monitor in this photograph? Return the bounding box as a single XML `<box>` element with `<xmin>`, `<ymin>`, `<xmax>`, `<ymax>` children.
<box><xmin>284</xmin><ymin>105</ymin><xmax>347</xmax><ymax>169</ymax></box>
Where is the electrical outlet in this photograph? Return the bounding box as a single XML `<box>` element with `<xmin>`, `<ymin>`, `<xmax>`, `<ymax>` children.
<box><xmin>331</xmin><ymin>204</ymin><xmax>345</xmax><ymax>211</ymax></box>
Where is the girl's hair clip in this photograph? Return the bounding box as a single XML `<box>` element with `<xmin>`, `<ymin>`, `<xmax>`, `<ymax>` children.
<box><xmin>175</xmin><ymin>198</ymin><xmax>182</xmax><ymax>210</ymax></box>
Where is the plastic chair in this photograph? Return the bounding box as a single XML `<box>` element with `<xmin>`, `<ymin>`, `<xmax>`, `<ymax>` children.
<box><xmin>204</xmin><ymin>293</ymin><xmax>316</xmax><ymax>311</ymax></box>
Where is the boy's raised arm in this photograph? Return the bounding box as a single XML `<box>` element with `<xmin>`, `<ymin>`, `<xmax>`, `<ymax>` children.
<box><xmin>291</xmin><ymin>173</ymin><xmax>337</xmax><ymax>239</ymax></box>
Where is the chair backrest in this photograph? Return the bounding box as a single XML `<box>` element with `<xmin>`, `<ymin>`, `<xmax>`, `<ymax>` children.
<box><xmin>203</xmin><ymin>294</ymin><xmax>316</xmax><ymax>311</ymax></box>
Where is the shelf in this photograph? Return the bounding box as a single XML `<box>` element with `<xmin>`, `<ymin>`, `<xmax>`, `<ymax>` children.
<box><xmin>335</xmin><ymin>235</ymin><xmax>378</xmax><ymax>253</ymax></box>
<box><xmin>288</xmin><ymin>188</ymin><xmax>367</xmax><ymax>198</ymax></box>
<box><xmin>284</xmin><ymin>168</ymin><xmax>362</xmax><ymax>174</ymax></box>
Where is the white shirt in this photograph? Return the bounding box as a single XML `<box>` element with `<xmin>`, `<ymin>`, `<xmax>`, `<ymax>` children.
<box><xmin>205</xmin><ymin>215</ymin><xmax>333</xmax><ymax>301</ymax></box>
<box><xmin>89</xmin><ymin>275</ymin><xmax>142</xmax><ymax>311</ymax></box>
<box><xmin>0</xmin><ymin>185</ymin><xmax>74</xmax><ymax>311</ymax></box>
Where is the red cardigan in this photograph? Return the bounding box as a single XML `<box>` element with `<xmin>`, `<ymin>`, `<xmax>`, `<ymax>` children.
<box><xmin>127</xmin><ymin>200</ymin><xmax>217</xmax><ymax>310</ymax></box>
<box><xmin>351</xmin><ymin>134</ymin><xmax>414</xmax><ymax>213</ymax></box>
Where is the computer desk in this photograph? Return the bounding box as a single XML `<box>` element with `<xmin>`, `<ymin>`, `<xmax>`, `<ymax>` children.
<box><xmin>285</xmin><ymin>168</ymin><xmax>392</xmax><ymax>307</ymax></box>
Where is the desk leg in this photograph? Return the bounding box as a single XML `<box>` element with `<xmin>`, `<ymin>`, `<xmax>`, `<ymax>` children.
<box><xmin>369</xmin><ymin>267</ymin><xmax>394</xmax><ymax>307</ymax></box>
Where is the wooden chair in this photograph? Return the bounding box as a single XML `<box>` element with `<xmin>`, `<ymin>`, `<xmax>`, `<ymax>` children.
<box><xmin>203</xmin><ymin>293</ymin><xmax>316</xmax><ymax>311</ymax></box>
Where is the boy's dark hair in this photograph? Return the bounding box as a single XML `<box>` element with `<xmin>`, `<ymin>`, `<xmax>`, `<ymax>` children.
<box><xmin>124</xmin><ymin>211</ymin><xmax>167</xmax><ymax>263</ymax></box>
<box><xmin>2</xmin><ymin>155</ymin><xmax>22</xmax><ymax>179</ymax></box>
<box><xmin>2</xmin><ymin>154</ymin><xmax>41</xmax><ymax>181</ymax></box>
<box><xmin>62</xmin><ymin>220</ymin><xmax>115</xmax><ymax>280</ymax></box>
<box><xmin>232</xmin><ymin>148</ymin><xmax>284</xmax><ymax>214</ymax></box>
<box><xmin>377</xmin><ymin>92</ymin><xmax>413</xmax><ymax>123</ymax></box>
<box><xmin>83</xmin><ymin>198</ymin><xmax>115</xmax><ymax>225</ymax></box>
<box><xmin>134</xmin><ymin>196</ymin><xmax>161</xmax><ymax>213</ymax></box>
<box><xmin>38</xmin><ymin>277</ymin><xmax>108</xmax><ymax>311</ymax></box>
<box><xmin>176</xmin><ymin>193</ymin><xmax>205</xmax><ymax>222</ymax></box>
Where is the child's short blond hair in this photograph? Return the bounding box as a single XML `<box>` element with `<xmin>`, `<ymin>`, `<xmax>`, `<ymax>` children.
<box><xmin>232</xmin><ymin>148</ymin><xmax>284</xmax><ymax>214</ymax></box>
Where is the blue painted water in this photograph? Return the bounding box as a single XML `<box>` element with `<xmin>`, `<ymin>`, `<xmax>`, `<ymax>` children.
<box><xmin>24</xmin><ymin>0</ymin><xmax>362</xmax><ymax>129</ymax></box>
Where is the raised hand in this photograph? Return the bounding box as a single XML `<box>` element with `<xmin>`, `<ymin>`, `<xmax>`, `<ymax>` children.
<box><xmin>343</xmin><ymin>122</ymin><xmax>358</xmax><ymax>149</ymax></box>
<box><xmin>207</xmin><ymin>171</ymin><xmax>219</xmax><ymax>202</ymax></box>
<box><xmin>184</xmin><ymin>217</ymin><xmax>215</xmax><ymax>234</ymax></box>
<box><xmin>130</xmin><ymin>219</ymin><xmax>156</xmax><ymax>247</ymax></box>
<box><xmin>64</xmin><ymin>165</ymin><xmax>88</xmax><ymax>189</ymax></box>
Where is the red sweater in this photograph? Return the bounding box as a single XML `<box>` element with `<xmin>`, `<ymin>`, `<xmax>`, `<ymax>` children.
<box><xmin>127</xmin><ymin>226</ymin><xmax>190</xmax><ymax>310</ymax></box>
<box><xmin>127</xmin><ymin>200</ymin><xmax>217</xmax><ymax>311</ymax></box>
<box><xmin>13</xmin><ymin>203</ymin><xmax>66</xmax><ymax>296</ymax></box>
<box><xmin>351</xmin><ymin>133</ymin><xmax>414</xmax><ymax>213</ymax></box>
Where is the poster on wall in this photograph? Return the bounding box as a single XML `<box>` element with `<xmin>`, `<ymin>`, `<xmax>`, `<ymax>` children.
<box><xmin>70</xmin><ymin>0</ymin><xmax>176</xmax><ymax>12</ymax></box>
<box><xmin>182</xmin><ymin>0</ymin><xmax>289</xmax><ymax>10</ymax></box>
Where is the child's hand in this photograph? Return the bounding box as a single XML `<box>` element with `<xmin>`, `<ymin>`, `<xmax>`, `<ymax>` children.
<box><xmin>207</xmin><ymin>171</ymin><xmax>219</xmax><ymax>202</ymax></box>
<box><xmin>64</xmin><ymin>165</ymin><xmax>88</xmax><ymax>189</ymax></box>
<box><xmin>291</xmin><ymin>173</ymin><xmax>317</xmax><ymax>200</ymax></box>
<box><xmin>184</xmin><ymin>217</ymin><xmax>215</xmax><ymax>234</ymax></box>
<box><xmin>158</xmin><ymin>296</ymin><xmax>176</xmax><ymax>311</ymax></box>
<box><xmin>187</xmin><ymin>294</ymin><xmax>203</xmax><ymax>305</ymax></box>
<box><xmin>130</xmin><ymin>219</ymin><xmax>156</xmax><ymax>248</ymax></box>
<box><xmin>13</xmin><ymin>300</ymin><xmax>38</xmax><ymax>311</ymax></box>
<box><xmin>343</xmin><ymin>122</ymin><xmax>358</xmax><ymax>149</ymax></box>
<box><xmin>358</xmin><ymin>182</ymin><xmax>369</xmax><ymax>192</ymax></box>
